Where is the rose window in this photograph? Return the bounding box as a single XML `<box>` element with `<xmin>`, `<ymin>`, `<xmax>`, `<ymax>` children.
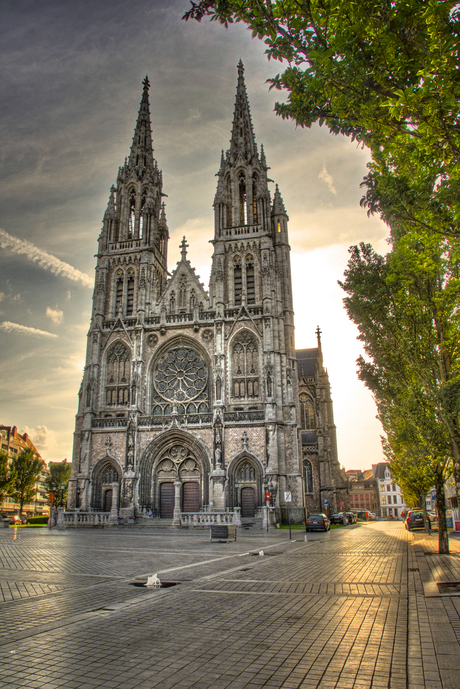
<box><xmin>153</xmin><ymin>342</ymin><xmax>208</xmax><ymax>404</ymax></box>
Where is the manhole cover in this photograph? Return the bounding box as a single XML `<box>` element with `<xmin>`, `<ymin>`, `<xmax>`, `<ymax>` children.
<box><xmin>437</xmin><ymin>581</ymin><xmax>460</xmax><ymax>594</ymax></box>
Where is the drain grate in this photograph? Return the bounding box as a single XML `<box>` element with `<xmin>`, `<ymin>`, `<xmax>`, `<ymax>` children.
<box><xmin>437</xmin><ymin>581</ymin><xmax>460</xmax><ymax>594</ymax></box>
<box><xmin>409</xmin><ymin>568</ymin><xmax>419</xmax><ymax>572</ymax></box>
<box><xmin>130</xmin><ymin>581</ymin><xmax>178</xmax><ymax>588</ymax></box>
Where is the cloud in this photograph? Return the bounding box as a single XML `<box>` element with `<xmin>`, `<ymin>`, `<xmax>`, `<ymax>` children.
<box><xmin>318</xmin><ymin>163</ymin><xmax>337</xmax><ymax>194</ymax></box>
<box><xmin>21</xmin><ymin>425</ymin><xmax>58</xmax><ymax>457</ymax></box>
<box><xmin>46</xmin><ymin>306</ymin><xmax>63</xmax><ymax>324</ymax></box>
<box><xmin>0</xmin><ymin>228</ymin><xmax>93</xmax><ymax>288</ymax></box>
<box><xmin>0</xmin><ymin>321</ymin><xmax>58</xmax><ymax>338</ymax></box>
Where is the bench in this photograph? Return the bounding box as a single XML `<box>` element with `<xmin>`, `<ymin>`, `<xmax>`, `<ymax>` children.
<box><xmin>210</xmin><ymin>524</ymin><xmax>237</xmax><ymax>542</ymax></box>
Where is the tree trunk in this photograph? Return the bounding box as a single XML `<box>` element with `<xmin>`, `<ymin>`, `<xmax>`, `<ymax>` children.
<box><xmin>435</xmin><ymin>466</ymin><xmax>449</xmax><ymax>554</ymax></box>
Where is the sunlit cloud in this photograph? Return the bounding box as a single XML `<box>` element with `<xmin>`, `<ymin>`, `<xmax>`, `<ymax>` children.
<box><xmin>0</xmin><ymin>321</ymin><xmax>58</xmax><ymax>338</ymax></box>
<box><xmin>21</xmin><ymin>424</ymin><xmax>58</xmax><ymax>458</ymax></box>
<box><xmin>46</xmin><ymin>306</ymin><xmax>63</xmax><ymax>324</ymax></box>
<box><xmin>318</xmin><ymin>163</ymin><xmax>337</xmax><ymax>194</ymax></box>
<box><xmin>0</xmin><ymin>228</ymin><xmax>93</xmax><ymax>288</ymax></box>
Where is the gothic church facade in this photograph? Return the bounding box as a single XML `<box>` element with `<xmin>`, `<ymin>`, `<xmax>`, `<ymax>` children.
<box><xmin>68</xmin><ymin>64</ymin><xmax>348</xmax><ymax>523</ymax></box>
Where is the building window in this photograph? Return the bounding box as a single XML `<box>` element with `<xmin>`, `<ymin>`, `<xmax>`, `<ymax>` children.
<box><xmin>151</xmin><ymin>339</ymin><xmax>209</xmax><ymax>416</ymax></box>
<box><xmin>238</xmin><ymin>171</ymin><xmax>247</xmax><ymax>225</ymax></box>
<box><xmin>106</xmin><ymin>342</ymin><xmax>131</xmax><ymax>406</ymax></box>
<box><xmin>226</xmin><ymin>177</ymin><xmax>232</xmax><ymax>227</ymax></box>
<box><xmin>304</xmin><ymin>461</ymin><xmax>313</xmax><ymax>493</ymax></box>
<box><xmin>252</xmin><ymin>177</ymin><xmax>258</xmax><ymax>224</ymax></box>
<box><xmin>299</xmin><ymin>394</ymin><xmax>315</xmax><ymax>429</ymax></box>
<box><xmin>232</xmin><ymin>332</ymin><xmax>259</xmax><ymax>400</ymax></box>
<box><xmin>246</xmin><ymin>254</ymin><xmax>255</xmax><ymax>304</ymax></box>
<box><xmin>115</xmin><ymin>269</ymin><xmax>124</xmax><ymax>315</ymax></box>
<box><xmin>128</xmin><ymin>189</ymin><xmax>136</xmax><ymax>238</ymax></box>
<box><xmin>234</xmin><ymin>256</ymin><xmax>242</xmax><ymax>305</ymax></box>
<box><xmin>126</xmin><ymin>269</ymin><xmax>135</xmax><ymax>316</ymax></box>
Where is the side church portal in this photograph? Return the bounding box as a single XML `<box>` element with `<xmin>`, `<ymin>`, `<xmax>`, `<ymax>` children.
<box><xmin>68</xmin><ymin>64</ymin><xmax>348</xmax><ymax>523</ymax></box>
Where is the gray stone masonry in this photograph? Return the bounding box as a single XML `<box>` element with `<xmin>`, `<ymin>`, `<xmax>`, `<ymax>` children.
<box><xmin>0</xmin><ymin>521</ymin><xmax>459</xmax><ymax>688</ymax></box>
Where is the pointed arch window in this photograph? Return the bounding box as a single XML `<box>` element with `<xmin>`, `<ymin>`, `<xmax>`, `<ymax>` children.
<box><xmin>234</xmin><ymin>256</ymin><xmax>242</xmax><ymax>306</ymax></box>
<box><xmin>115</xmin><ymin>269</ymin><xmax>124</xmax><ymax>316</ymax></box>
<box><xmin>304</xmin><ymin>461</ymin><xmax>313</xmax><ymax>493</ymax></box>
<box><xmin>128</xmin><ymin>190</ymin><xmax>136</xmax><ymax>239</ymax></box>
<box><xmin>246</xmin><ymin>254</ymin><xmax>255</xmax><ymax>305</ymax></box>
<box><xmin>139</xmin><ymin>191</ymin><xmax>146</xmax><ymax>239</ymax></box>
<box><xmin>252</xmin><ymin>177</ymin><xmax>258</xmax><ymax>224</ymax></box>
<box><xmin>179</xmin><ymin>276</ymin><xmax>187</xmax><ymax>310</ymax></box>
<box><xmin>238</xmin><ymin>171</ymin><xmax>247</xmax><ymax>225</ymax></box>
<box><xmin>106</xmin><ymin>342</ymin><xmax>131</xmax><ymax>407</ymax></box>
<box><xmin>126</xmin><ymin>269</ymin><xmax>135</xmax><ymax>316</ymax></box>
<box><xmin>226</xmin><ymin>178</ymin><xmax>233</xmax><ymax>227</ymax></box>
<box><xmin>232</xmin><ymin>332</ymin><xmax>259</xmax><ymax>400</ymax></box>
<box><xmin>300</xmin><ymin>393</ymin><xmax>315</xmax><ymax>429</ymax></box>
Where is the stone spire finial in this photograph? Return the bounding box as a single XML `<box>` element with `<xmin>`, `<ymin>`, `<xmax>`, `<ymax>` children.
<box><xmin>104</xmin><ymin>186</ymin><xmax>116</xmax><ymax>220</ymax></box>
<box><xmin>180</xmin><ymin>236</ymin><xmax>189</xmax><ymax>260</ymax></box>
<box><xmin>316</xmin><ymin>325</ymin><xmax>322</xmax><ymax>350</ymax></box>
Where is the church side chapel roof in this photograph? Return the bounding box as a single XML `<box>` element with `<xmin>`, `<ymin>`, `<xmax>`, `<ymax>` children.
<box><xmin>296</xmin><ymin>348</ymin><xmax>319</xmax><ymax>379</ymax></box>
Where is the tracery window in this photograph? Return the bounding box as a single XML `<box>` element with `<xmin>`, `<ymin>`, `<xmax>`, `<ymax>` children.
<box><xmin>234</xmin><ymin>256</ymin><xmax>242</xmax><ymax>306</ymax></box>
<box><xmin>232</xmin><ymin>332</ymin><xmax>259</xmax><ymax>400</ymax></box>
<box><xmin>304</xmin><ymin>461</ymin><xmax>313</xmax><ymax>493</ymax></box>
<box><xmin>300</xmin><ymin>393</ymin><xmax>315</xmax><ymax>429</ymax></box>
<box><xmin>128</xmin><ymin>189</ymin><xmax>136</xmax><ymax>238</ymax></box>
<box><xmin>226</xmin><ymin>178</ymin><xmax>232</xmax><ymax>227</ymax></box>
<box><xmin>179</xmin><ymin>275</ymin><xmax>187</xmax><ymax>309</ymax></box>
<box><xmin>126</xmin><ymin>268</ymin><xmax>135</xmax><ymax>316</ymax></box>
<box><xmin>238</xmin><ymin>461</ymin><xmax>255</xmax><ymax>482</ymax></box>
<box><xmin>139</xmin><ymin>191</ymin><xmax>146</xmax><ymax>239</ymax></box>
<box><xmin>106</xmin><ymin>342</ymin><xmax>131</xmax><ymax>407</ymax></box>
<box><xmin>246</xmin><ymin>254</ymin><xmax>255</xmax><ymax>304</ymax></box>
<box><xmin>115</xmin><ymin>269</ymin><xmax>124</xmax><ymax>316</ymax></box>
<box><xmin>102</xmin><ymin>466</ymin><xmax>119</xmax><ymax>483</ymax></box>
<box><xmin>238</xmin><ymin>171</ymin><xmax>247</xmax><ymax>225</ymax></box>
<box><xmin>151</xmin><ymin>339</ymin><xmax>209</xmax><ymax>416</ymax></box>
<box><xmin>252</xmin><ymin>177</ymin><xmax>258</xmax><ymax>224</ymax></box>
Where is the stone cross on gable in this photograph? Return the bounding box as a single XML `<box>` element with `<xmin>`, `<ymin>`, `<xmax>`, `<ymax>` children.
<box><xmin>180</xmin><ymin>236</ymin><xmax>189</xmax><ymax>260</ymax></box>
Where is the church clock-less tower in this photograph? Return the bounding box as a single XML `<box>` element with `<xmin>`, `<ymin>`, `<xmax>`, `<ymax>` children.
<box><xmin>68</xmin><ymin>64</ymin><xmax>348</xmax><ymax>524</ymax></box>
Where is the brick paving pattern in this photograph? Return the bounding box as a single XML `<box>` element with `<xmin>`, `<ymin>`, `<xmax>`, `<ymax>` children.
<box><xmin>0</xmin><ymin>522</ymin><xmax>459</xmax><ymax>688</ymax></box>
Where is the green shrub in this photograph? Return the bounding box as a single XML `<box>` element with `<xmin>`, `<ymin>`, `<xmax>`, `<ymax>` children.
<box><xmin>27</xmin><ymin>516</ymin><xmax>49</xmax><ymax>524</ymax></box>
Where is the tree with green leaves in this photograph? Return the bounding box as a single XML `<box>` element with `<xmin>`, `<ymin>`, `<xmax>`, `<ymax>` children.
<box><xmin>340</xmin><ymin>233</ymin><xmax>460</xmax><ymax>553</ymax></box>
<box><xmin>8</xmin><ymin>450</ymin><xmax>45</xmax><ymax>519</ymax></box>
<box><xmin>0</xmin><ymin>450</ymin><xmax>15</xmax><ymax>511</ymax></box>
<box><xmin>184</xmin><ymin>0</ymin><xmax>460</xmax><ymax>238</ymax></box>
<box><xmin>44</xmin><ymin>460</ymin><xmax>72</xmax><ymax>508</ymax></box>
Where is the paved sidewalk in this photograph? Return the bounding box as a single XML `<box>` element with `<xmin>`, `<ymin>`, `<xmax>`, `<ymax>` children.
<box><xmin>0</xmin><ymin>522</ymin><xmax>459</xmax><ymax>689</ymax></box>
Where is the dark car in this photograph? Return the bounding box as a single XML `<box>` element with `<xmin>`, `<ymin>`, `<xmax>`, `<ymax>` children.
<box><xmin>330</xmin><ymin>512</ymin><xmax>345</xmax><ymax>524</ymax></box>
<box><xmin>306</xmin><ymin>513</ymin><xmax>331</xmax><ymax>531</ymax></box>
<box><xmin>404</xmin><ymin>510</ymin><xmax>425</xmax><ymax>530</ymax></box>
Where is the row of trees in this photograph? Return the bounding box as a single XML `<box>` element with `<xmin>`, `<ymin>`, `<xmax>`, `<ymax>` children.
<box><xmin>0</xmin><ymin>451</ymin><xmax>71</xmax><ymax>519</ymax></box>
<box><xmin>183</xmin><ymin>0</ymin><xmax>460</xmax><ymax>552</ymax></box>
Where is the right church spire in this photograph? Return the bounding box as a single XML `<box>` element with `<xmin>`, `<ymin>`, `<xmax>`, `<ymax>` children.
<box><xmin>213</xmin><ymin>62</ymin><xmax>275</xmax><ymax>239</ymax></box>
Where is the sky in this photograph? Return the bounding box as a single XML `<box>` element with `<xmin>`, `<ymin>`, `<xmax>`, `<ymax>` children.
<box><xmin>0</xmin><ymin>0</ymin><xmax>389</xmax><ymax>469</ymax></box>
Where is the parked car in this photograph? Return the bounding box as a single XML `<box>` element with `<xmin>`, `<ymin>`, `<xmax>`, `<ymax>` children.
<box><xmin>306</xmin><ymin>513</ymin><xmax>331</xmax><ymax>532</ymax></box>
<box><xmin>3</xmin><ymin>515</ymin><xmax>21</xmax><ymax>525</ymax></box>
<box><xmin>345</xmin><ymin>512</ymin><xmax>357</xmax><ymax>524</ymax></box>
<box><xmin>330</xmin><ymin>512</ymin><xmax>345</xmax><ymax>524</ymax></box>
<box><xmin>404</xmin><ymin>509</ymin><xmax>425</xmax><ymax>530</ymax></box>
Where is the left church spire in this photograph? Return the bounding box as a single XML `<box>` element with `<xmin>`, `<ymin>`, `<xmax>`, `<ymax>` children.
<box><xmin>128</xmin><ymin>76</ymin><xmax>155</xmax><ymax>170</ymax></box>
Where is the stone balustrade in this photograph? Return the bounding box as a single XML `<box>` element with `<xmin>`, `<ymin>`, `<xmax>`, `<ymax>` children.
<box><xmin>63</xmin><ymin>511</ymin><xmax>111</xmax><ymax>527</ymax></box>
<box><xmin>180</xmin><ymin>512</ymin><xmax>235</xmax><ymax>527</ymax></box>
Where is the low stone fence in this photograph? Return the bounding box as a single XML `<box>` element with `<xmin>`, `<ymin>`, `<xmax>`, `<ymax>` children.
<box><xmin>63</xmin><ymin>511</ymin><xmax>111</xmax><ymax>528</ymax></box>
<box><xmin>181</xmin><ymin>512</ymin><xmax>235</xmax><ymax>527</ymax></box>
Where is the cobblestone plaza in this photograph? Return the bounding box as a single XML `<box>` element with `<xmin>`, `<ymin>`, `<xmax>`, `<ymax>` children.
<box><xmin>1</xmin><ymin>522</ymin><xmax>460</xmax><ymax>689</ymax></box>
